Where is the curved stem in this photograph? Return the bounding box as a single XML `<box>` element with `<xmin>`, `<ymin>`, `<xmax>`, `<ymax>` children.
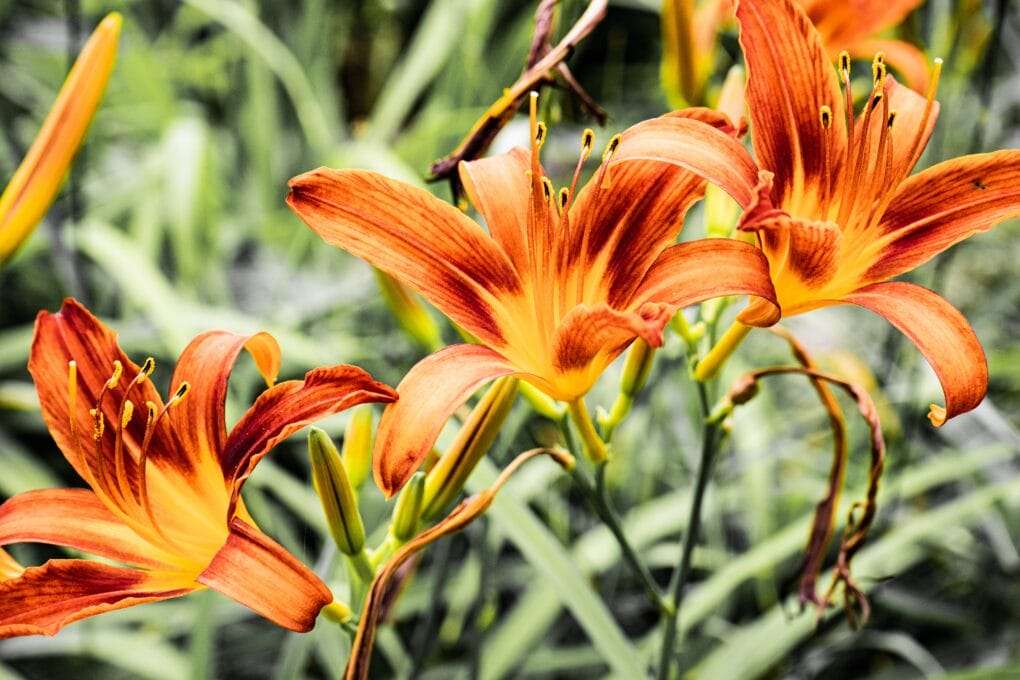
<box><xmin>558</xmin><ymin>417</ymin><xmax>671</xmax><ymax>616</ymax></box>
<box><xmin>656</xmin><ymin>382</ymin><xmax>722</xmax><ymax>679</ymax></box>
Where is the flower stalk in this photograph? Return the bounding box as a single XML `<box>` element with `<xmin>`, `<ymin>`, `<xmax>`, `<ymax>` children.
<box><xmin>567</xmin><ymin>397</ymin><xmax>608</xmax><ymax>464</ymax></box>
<box><xmin>694</xmin><ymin>320</ymin><xmax>752</xmax><ymax>381</ymax></box>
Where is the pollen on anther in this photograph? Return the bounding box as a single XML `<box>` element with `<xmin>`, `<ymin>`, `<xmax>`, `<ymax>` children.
<box><xmin>90</xmin><ymin>409</ymin><xmax>105</xmax><ymax>440</ymax></box>
<box><xmin>869</xmin><ymin>92</ymin><xmax>884</xmax><ymax>108</ymax></box>
<box><xmin>121</xmin><ymin>401</ymin><xmax>135</xmax><ymax>428</ymax></box>
<box><xmin>602</xmin><ymin>134</ymin><xmax>621</xmax><ymax>163</ymax></box>
<box><xmin>819</xmin><ymin>105</ymin><xmax>832</xmax><ymax>128</ymax></box>
<box><xmin>871</xmin><ymin>60</ymin><xmax>886</xmax><ymax>86</ymax></box>
<box><xmin>140</xmin><ymin>357</ymin><xmax>156</xmax><ymax>377</ymax></box>
<box><xmin>887</xmin><ymin>110</ymin><xmax>898</xmax><ymax>128</ymax></box>
<box><xmin>106</xmin><ymin>360</ymin><xmax>123</xmax><ymax>389</ymax></box>
<box><xmin>541</xmin><ymin>176</ymin><xmax>554</xmax><ymax>201</ymax></box>
<box><xmin>581</xmin><ymin>128</ymin><xmax>595</xmax><ymax>151</ymax></box>
<box><xmin>170</xmin><ymin>381</ymin><xmax>191</xmax><ymax>403</ymax></box>
<box><xmin>838</xmin><ymin>50</ymin><xmax>851</xmax><ymax>74</ymax></box>
<box><xmin>145</xmin><ymin>401</ymin><xmax>158</xmax><ymax>425</ymax></box>
<box><xmin>558</xmin><ymin>187</ymin><xmax>570</xmax><ymax>211</ymax></box>
<box><xmin>535</xmin><ymin>122</ymin><xmax>548</xmax><ymax>149</ymax></box>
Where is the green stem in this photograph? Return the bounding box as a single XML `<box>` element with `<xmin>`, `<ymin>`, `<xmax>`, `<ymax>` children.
<box><xmin>568</xmin><ymin>397</ymin><xmax>608</xmax><ymax>463</ymax></box>
<box><xmin>657</xmin><ymin>382</ymin><xmax>722</xmax><ymax>679</ymax></box>
<box><xmin>347</xmin><ymin>547</ymin><xmax>376</xmax><ymax>584</ymax></box>
<box><xmin>559</xmin><ymin>418</ymin><xmax>671</xmax><ymax>616</ymax></box>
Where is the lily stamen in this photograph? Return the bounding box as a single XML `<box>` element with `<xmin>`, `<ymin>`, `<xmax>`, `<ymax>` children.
<box><xmin>137</xmin><ymin>383</ymin><xmax>190</xmax><ymax>549</ymax></box>
<box><xmin>112</xmin><ymin>358</ymin><xmax>156</xmax><ymax>506</ymax></box>
<box><xmin>819</xmin><ymin>106</ymin><xmax>833</xmax><ymax>208</ymax></box>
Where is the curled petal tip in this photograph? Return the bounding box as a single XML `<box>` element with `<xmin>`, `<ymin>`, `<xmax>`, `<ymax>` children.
<box><xmin>927</xmin><ymin>403</ymin><xmax>947</xmax><ymax>427</ymax></box>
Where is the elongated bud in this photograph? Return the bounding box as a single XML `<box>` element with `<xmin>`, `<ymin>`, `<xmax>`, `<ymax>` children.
<box><xmin>341</xmin><ymin>406</ymin><xmax>374</xmax><ymax>489</ymax></box>
<box><xmin>601</xmin><ymin>339</ymin><xmax>657</xmax><ymax>438</ymax></box>
<box><xmin>621</xmin><ymin>338</ymin><xmax>655</xmax><ymax>396</ymax></box>
<box><xmin>374</xmin><ymin>269</ymin><xmax>442</xmax><ymax>351</ymax></box>
<box><xmin>423</xmin><ymin>377</ymin><xmax>519</xmax><ymax>519</ymax></box>
<box><xmin>0</xmin><ymin>13</ymin><xmax>121</xmax><ymax>263</ymax></box>
<box><xmin>308</xmin><ymin>427</ymin><xmax>365</xmax><ymax>555</ymax></box>
<box><xmin>390</xmin><ymin>472</ymin><xmax>425</xmax><ymax>542</ymax></box>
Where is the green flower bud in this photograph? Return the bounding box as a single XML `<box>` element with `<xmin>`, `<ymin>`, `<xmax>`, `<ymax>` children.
<box><xmin>341</xmin><ymin>406</ymin><xmax>374</xmax><ymax>489</ymax></box>
<box><xmin>423</xmin><ymin>377</ymin><xmax>518</xmax><ymax>519</ymax></box>
<box><xmin>390</xmin><ymin>471</ymin><xmax>425</xmax><ymax>542</ymax></box>
<box><xmin>620</xmin><ymin>338</ymin><xmax>655</xmax><ymax>396</ymax></box>
<box><xmin>308</xmin><ymin>427</ymin><xmax>365</xmax><ymax>556</ymax></box>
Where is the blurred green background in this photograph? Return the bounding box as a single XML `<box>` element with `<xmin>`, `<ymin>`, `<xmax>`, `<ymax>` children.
<box><xmin>1</xmin><ymin>0</ymin><xmax>1019</xmax><ymax>678</ymax></box>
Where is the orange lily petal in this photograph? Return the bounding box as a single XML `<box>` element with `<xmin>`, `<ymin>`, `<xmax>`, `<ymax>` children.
<box><xmin>287</xmin><ymin>168</ymin><xmax>522</xmax><ymax>348</ymax></box>
<box><xmin>0</xmin><ymin>560</ymin><xmax>193</xmax><ymax>638</ymax></box>
<box><xmin>197</xmin><ymin>518</ymin><xmax>331</xmax><ymax>632</ymax></box>
<box><xmin>609</xmin><ymin>111</ymin><xmax>764</xmax><ymax>210</ymax></box>
<box><xmin>850</xmin><ymin>39</ymin><xmax>930</xmax><ymax>93</ymax></box>
<box><xmin>634</xmin><ymin>239</ymin><xmax>781</xmax><ymax>326</ymax></box>
<box><xmin>458</xmin><ymin>148</ymin><xmax>532</xmax><ymax>274</ymax></box>
<box><xmin>166</xmin><ymin>330</ymin><xmax>281</xmax><ymax>500</ymax></box>
<box><xmin>803</xmin><ymin>0</ymin><xmax>924</xmax><ymax>57</ymax></box>
<box><xmin>740</xmin><ymin>211</ymin><xmax>845</xmax><ymax>315</ymax></box>
<box><xmin>548</xmin><ymin>303</ymin><xmax>673</xmax><ymax>399</ymax></box>
<box><xmin>221</xmin><ymin>365</ymin><xmax>396</xmax><ymax>506</ymax></box>
<box><xmin>0</xmin><ymin>13</ymin><xmax>120</xmax><ymax>263</ymax></box>
<box><xmin>28</xmin><ymin>299</ymin><xmax>179</xmax><ymax>500</ymax></box>
<box><xmin>570</xmin><ymin>110</ymin><xmax>740</xmax><ymax>308</ymax></box>
<box><xmin>0</xmin><ymin>489</ymin><xmax>176</xmax><ymax>570</ymax></box>
<box><xmin>736</xmin><ymin>0</ymin><xmax>846</xmax><ymax>213</ymax></box>
<box><xmin>844</xmin><ymin>281</ymin><xmax>987</xmax><ymax>425</ymax></box>
<box><xmin>374</xmin><ymin>345</ymin><xmax>519</xmax><ymax>497</ymax></box>
<box><xmin>868</xmin><ymin>150</ymin><xmax>1020</xmax><ymax>282</ymax></box>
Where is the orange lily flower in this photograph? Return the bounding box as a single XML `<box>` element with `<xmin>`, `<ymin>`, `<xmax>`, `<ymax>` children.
<box><xmin>798</xmin><ymin>0</ymin><xmax>930</xmax><ymax>91</ymax></box>
<box><xmin>628</xmin><ymin>0</ymin><xmax>1020</xmax><ymax>425</ymax></box>
<box><xmin>0</xmin><ymin>299</ymin><xmax>396</xmax><ymax>637</ymax></box>
<box><xmin>288</xmin><ymin>98</ymin><xmax>780</xmax><ymax>495</ymax></box>
<box><xmin>660</xmin><ymin>0</ymin><xmax>927</xmax><ymax>109</ymax></box>
<box><xmin>0</xmin><ymin>13</ymin><xmax>120</xmax><ymax>264</ymax></box>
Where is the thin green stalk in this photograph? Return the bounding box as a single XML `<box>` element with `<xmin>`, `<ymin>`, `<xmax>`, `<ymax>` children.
<box><xmin>559</xmin><ymin>418</ymin><xmax>671</xmax><ymax>616</ymax></box>
<box><xmin>657</xmin><ymin>382</ymin><xmax>722</xmax><ymax>679</ymax></box>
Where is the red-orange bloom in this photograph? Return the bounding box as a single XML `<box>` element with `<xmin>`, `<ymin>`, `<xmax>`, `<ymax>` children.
<box><xmin>288</xmin><ymin>101</ymin><xmax>780</xmax><ymax>495</ymax></box>
<box><xmin>798</xmin><ymin>0</ymin><xmax>930</xmax><ymax>91</ymax></box>
<box><xmin>0</xmin><ymin>299</ymin><xmax>396</xmax><ymax>637</ymax></box>
<box><xmin>628</xmin><ymin>0</ymin><xmax>1020</xmax><ymax>426</ymax></box>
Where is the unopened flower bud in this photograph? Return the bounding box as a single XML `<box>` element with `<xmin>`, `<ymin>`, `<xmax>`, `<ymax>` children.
<box><xmin>518</xmin><ymin>380</ymin><xmax>564</xmax><ymax>420</ymax></box>
<box><xmin>423</xmin><ymin>377</ymin><xmax>519</xmax><ymax>519</ymax></box>
<box><xmin>621</xmin><ymin>338</ymin><xmax>655</xmax><ymax>396</ymax></box>
<box><xmin>375</xmin><ymin>269</ymin><xmax>442</xmax><ymax>351</ymax></box>
<box><xmin>322</xmin><ymin>601</ymin><xmax>354</xmax><ymax>624</ymax></box>
<box><xmin>729</xmin><ymin>375</ymin><xmax>760</xmax><ymax>405</ymax></box>
<box><xmin>308</xmin><ymin>427</ymin><xmax>365</xmax><ymax>556</ymax></box>
<box><xmin>390</xmin><ymin>472</ymin><xmax>425</xmax><ymax>542</ymax></box>
<box><xmin>341</xmin><ymin>406</ymin><xmax>374</xmax><ymax>489</ymax></box>
<box><xmin>601</xmin><ymin>339</ymin><xmax>657</xmax><ymax>438</ymax></box>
